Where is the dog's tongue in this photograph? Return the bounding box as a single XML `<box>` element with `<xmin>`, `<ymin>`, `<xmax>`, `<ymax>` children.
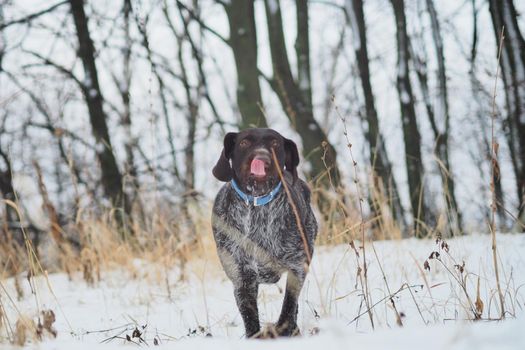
<box><xmin>250</xmin><ymin>159</ymin><xmax>266</xmax><ymax>176</ymax></box>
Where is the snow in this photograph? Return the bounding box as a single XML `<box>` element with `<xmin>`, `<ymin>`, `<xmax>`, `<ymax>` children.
<box><xmin>94</xmin><ymin>141</ymin><xmax>105</xmax><ymax>154</ymax></box>
<box><xmin>400</xmin><ymin>90</ymin><xmax>410</xmax><ymax>104</ymax></box>
<box><xmin>83</xmin><ymin>75</ymin><xmax>93</xmax><ymax>90</ymax></box>
<box><xmin>1</xmin><ymin>234</ymin><xmax>524</xmax><ymax>349</ymax></box>
<box><xmin>298</xmin><ymin>59</ymin><xmax>311</xmax><ymax>90</ymax></box>
<box><xmin>5</xmin><ymin>317</ymin><xmax>525</xmax><ymax>350</ymax></box>
<box><xmin>267</xmin><ymin>0</ymin><xmax>279</xmax><ymax>16</ymax></box>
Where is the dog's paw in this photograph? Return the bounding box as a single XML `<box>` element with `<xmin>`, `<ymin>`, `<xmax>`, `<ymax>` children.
<box><xmin>251</xmin><ymin>324</ymin><xmax>278</xmax><ymax>339</ymax></box>
<box><xmin>274</xmin><ymin>322</ymin><xmax>300</xmax><ymax>337</ymax></box>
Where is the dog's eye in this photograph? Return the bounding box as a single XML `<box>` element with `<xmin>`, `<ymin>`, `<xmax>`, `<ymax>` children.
<box><xmin>239</xmin><ymin>139</ymin><xmax>250</xmax><ymax>148</ymax></box>
<box><xmin>270</xmin><ymin>139</ymin><xmax>279</xmax><ymax>148</ymax></box>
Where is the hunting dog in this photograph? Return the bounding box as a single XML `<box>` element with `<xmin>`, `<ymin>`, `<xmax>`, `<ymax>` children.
<box><xmin>211</xmin><ymin>128</ymin><xmax>318</xmax><ymax>337</ymax></box>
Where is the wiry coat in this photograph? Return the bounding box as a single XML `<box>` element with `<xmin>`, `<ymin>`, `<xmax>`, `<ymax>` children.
<box><xmin>212</xmin><ymin>172</ymin><xmax>317</xmax><ymax>285</ymax></box>
<box><xmin>212</xmin><ymin>128</ymin><xmax>317</xmax><ymax>337</ymax></box>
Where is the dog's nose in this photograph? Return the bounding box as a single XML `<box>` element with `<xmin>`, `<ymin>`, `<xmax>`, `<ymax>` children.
<box><xmin>252</xmin><ymin>148</ymin><xmax>271</xmax><ymax>164</ymax></box>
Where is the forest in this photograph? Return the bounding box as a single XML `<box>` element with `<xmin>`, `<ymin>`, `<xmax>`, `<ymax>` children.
<box><xmin>0</xmin><ymin>0</ymin><xmax>524</xmax><ymax>348</ymax></box>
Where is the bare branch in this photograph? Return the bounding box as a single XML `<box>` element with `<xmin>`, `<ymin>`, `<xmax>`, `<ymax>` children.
<box><xmin>175</xmin><ymin>0</ymin><xmax>229</xmax><ymax>45</ymax></box>
<box><xmin>23</xmin><ymin>50</ymin><xmax>84</xmax><ymax>89</ymax></box>
<box><xmin>0</xmin><ymin>1</ymin><xmax>69</xmax><ymax>30</ymax></box>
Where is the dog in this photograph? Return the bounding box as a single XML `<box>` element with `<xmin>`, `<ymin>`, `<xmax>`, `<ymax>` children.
<box><xmin>211</xmin><ymin>128</ymin><xmax>318</xmax><ymax>337</ymax></box>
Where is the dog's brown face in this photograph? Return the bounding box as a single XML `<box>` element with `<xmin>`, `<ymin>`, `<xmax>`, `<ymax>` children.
<box><xmin>212</xmin><ymin>128</ymin><xmax>299</xmax><ymax>196</ymax></box>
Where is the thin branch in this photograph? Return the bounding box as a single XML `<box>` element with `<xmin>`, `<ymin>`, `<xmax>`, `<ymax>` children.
<box><xmin>0</xmin><ymin>1</ymin><xmax>68</xmax><ymax>30</ymax></box>
<box><xmin>27</xmin><ymin>122</ymin><xmax>94</xmax><ymax>151</ymax></box>
<box><xmin>170</xmin><ymin>1</ymin><xmax>227</xmax><ymax>129</ymax></box>
<box><xmin>175</xmin><ymin>0</ymin><xmax>229</xmax><ymax>45</ymax></box>
<box><xmin>23</xmin><ymin>50</ymin><xmax>84</xmax><ymax>90</ymax></box>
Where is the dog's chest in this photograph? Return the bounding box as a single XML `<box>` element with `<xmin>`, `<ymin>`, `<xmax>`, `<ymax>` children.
<box><xmin>232</xmin><ymin>199</ymin><xmax>289</xmax><ymax>243</ymax></box>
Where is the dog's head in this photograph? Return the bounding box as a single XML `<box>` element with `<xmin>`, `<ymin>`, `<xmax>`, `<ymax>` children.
<box><xmin>212</xmin><ymin>128</ymin><xmax>299</xmax><ymax>196</ymax></box>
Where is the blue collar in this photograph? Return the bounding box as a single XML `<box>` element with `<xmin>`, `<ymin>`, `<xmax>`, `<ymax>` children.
<box><xmin>231</xmin><ymin>179</ymin><xmax>282</xmax><ymax>206</ymax></box>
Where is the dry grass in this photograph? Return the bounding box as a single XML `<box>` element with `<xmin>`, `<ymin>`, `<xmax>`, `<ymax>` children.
<box><xmin>0</xmin><ymin>205</ymin><xmax>522</xmax><ymax>345</ymax></box>
<box><xmin>0</xmin><ymin>198</ymin><xmax>216</xmax><ymax>280</ymax></box>
<box><xmin>0</xmin><ymin>195</ymin><xmax>223</xmax><ymax>345</ymax></box>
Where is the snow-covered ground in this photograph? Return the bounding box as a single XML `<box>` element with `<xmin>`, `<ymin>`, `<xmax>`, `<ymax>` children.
<box><xmin>1</xmin><ymin>234</ymin><xmax>524</xmax><ymax>349</ymax></box>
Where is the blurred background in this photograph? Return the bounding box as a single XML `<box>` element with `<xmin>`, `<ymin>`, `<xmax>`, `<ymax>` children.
<box><xmin>0</xmin><ymin>0</ymin><xmax>524</xmax><ymax>262</ymax></box>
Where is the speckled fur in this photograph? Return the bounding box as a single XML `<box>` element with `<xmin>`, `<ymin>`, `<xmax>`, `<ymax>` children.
<box><xmin>212</xmin><ymin>171</ymin><xmax>317</xmax><ymax>337</ymax></box>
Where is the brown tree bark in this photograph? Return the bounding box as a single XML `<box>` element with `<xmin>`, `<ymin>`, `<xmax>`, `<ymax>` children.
<box><xmin>425</xmin><ymin>0</ymin><xmax>463</xmax><ymax>235</ymax></box>
<box><xmin>468</xmin><ymin>0</ymin><xmax>506</xmax><ymax>227</ymax></box>
<box><xmin>0</xmin><ymin>147</ymin><xmax>17</xmax><ymax>237</ymax></box>
<box><xmin>69</xmin><ymin>0</ymin><xmax>130</xmax><ymax>219</ymax></box>
<box><xmin>295</xmin><ymin>0</ymin><xmax>312</xmax><ymax>115</ymax></box>
<box><xmin>120</xmin><ymin>0</ymin><xmax>141</xmax><ymax>205</ymax></box>
<box><xmin>175</xmin><ymin>6</ymin><xmax>198</xmax><ymax>193</ymax></box>
<box><xmin>224</xmin><ymin>0</ymin><xmax>267</xmax><ymax>129</ymax></box>
<box><xmin>390</xmin><ymin>0</ymin><xmax>434</xmax><ymax>237</ymax></box>
<box><xmin>488</xmin><ymin>0</ymin><xmax>525</xmax><ymax>229</ymax></box>
<box><xmin>264</xmin><ymin>0</ymin><xmax>340</xmax><ymax>188</ymax></box>
<box><xmin>140</xmin><ymin>6</ymin><xmax>183</xmax><ymax>185</ymax></box>
<box><xmin>175</xmin><ymin>3</ymin><xmax>200</xmax><ymax>239</ymax></box>
<box><xmin>346</xmin><ymin>0</ymin><xmax>406</xmax><ymax>231</ymax></box>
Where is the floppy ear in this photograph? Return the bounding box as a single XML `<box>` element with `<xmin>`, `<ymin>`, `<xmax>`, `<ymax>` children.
<box><xmin>212</xmin><ymin>132</ymin><xmax>237</xmax><ymax>182</ymax></box>
<box><xmin>284</xmin><ymin>138</ymin><xmax>299</xmax><ymax>182</ymax></box>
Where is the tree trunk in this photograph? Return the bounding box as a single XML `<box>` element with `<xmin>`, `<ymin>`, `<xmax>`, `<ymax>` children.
<box><xmin>467</xmin><ymin>0</ymin><xmax>506</xmax><ymax>227</ymax></box>
<box><xmin>177</xmin><ymin>37</ymin><xmax>197</xmax><ymax>193</ymax></box>
<box><xmin>424</xmin><ymin>0</ymin><xmax>463</xmax><ymax>235</ymax></box>
<box><xmin>121</xmin><ymin>0</ymin><xmax>141</xmax><ymax>205</ymax></box>
<box><xmin>69</xmin><ymin>0</ymin><xmax>130</xmax><ymax>219</ymax></box>
<box><xmin>225</xmin><ymin>0</ymin><xmax>267</xmax><ymax>129</ymax></box>
<box><xmin>346</xmin><ymin>0</ymin><xmax>406</xmax><ymax>231</ymax></box>
<box><xmin>176</xmin><ymin>3</ymin><xmax>200</xmax><ymax>239</ymax></box>
<box><xmin>390</xmin><ymin>0</ymin><xmax>433</xmax><ymax>237</ymax></box>
<box><xmin>0</xmin><ymin>4</ymin><xmax>4</xmax><ymax>72</ymax></box>
<box><xmin>0</xmin><ymin>150</ymin><xmax>18</xmax><ymax>241</ymax></box>
<box><xmin>488</xmin><ymin>0</ymin><xmax>525</xmax><ymax>229</ymax></box>
<box><xmin>295</xmin><ymin>0</ymin><xmax>312</xmax><ymax>115</ymax></box>
<box><xmin>264</xmin><ymin>0</ymin><xmax>340</xmax><ymax>188</ymax></box>
<box><xmin>150</xmin><ymin>6</ymin><xmax>184</xmax><ymax>185</ymax></box>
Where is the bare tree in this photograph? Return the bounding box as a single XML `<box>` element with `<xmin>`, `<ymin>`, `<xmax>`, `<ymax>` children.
<box><xmin>0</xmin><ymin>140</ymin><xmax>17</xmax><ymax>236</ymax></box>
<box><xmin>264</xmin><ymin>0</ymin><xmax>340</xmax><ymax>189</ymax></box>
<box><xmin>175</xmin><ymin>0</ymin><xmax>203</xmax><ymax>196</ymax></box>
<box><xmin>390</xmin><ymin>0</ymin><xmax>434</xmax><ymax>236</ymax></box>
<box><xmin>295</xmin><ymin>0</ymin><xmax>312</xmax><ymax>120</ymax></box>
<box><xmin>414</xmin><ymin>0</ymin><xmax>463</xmax><ymax>235</ymax></box>
<box><xmin>345</xmin><ymin>0</ymin><xmax>406</xmax><ymax>230</ymax></box>
<box><xmin>223</xmin><ymin>0</ymin><xmax>267</xmax><ymax>128</ymax></box>
<box><xmin>119</xmin><ymin>0</ymin><xmax>140</xmax><ymax>201</ymax></box>
<box><xmin>467</xmin><ymin>0</ymin><xmax>506</xmax><ymax>227</ymax></box>
<box><xmin>0</xmin><ymin>3</ymin><xmax>4</xmax><ymax>72</ymax></box>
<box><xmin>69</xmin><ymin>0</ymin><xmax>130</xmax><ymax>220</ymax></box>
<box><xmin>488</xmin><ymin>0</ymin><xmax>525</xmax><ymax>229</ymax></box>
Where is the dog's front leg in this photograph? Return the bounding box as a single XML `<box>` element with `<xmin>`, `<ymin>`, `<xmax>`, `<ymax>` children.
<box><xmin>234</xmin><ymin>276</ymin><xmax>260</xmax><ymax>338</ymax></box>
<box><xmin>276</xmin><ymin>268</ymin><xmax>305</xmax><ymax>336</ymax></box>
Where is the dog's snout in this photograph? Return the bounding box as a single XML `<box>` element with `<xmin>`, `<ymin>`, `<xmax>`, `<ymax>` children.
<box><xmin>252</xmin><ymin>148</ymin><xmax>271</xmax><ymax>163</ymax></box>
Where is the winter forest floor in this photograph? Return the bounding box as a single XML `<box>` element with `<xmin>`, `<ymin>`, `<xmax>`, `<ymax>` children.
<box><xmin>1</xmin><ymin>233</ymin><xmax>524</xmax><ymax>349</ymax></box>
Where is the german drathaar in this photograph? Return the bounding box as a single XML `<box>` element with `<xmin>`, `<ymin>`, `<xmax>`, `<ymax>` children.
<box><xmin>211</xmin><ymin>128</ymin><xmax>318</xmax><ymax>338</ymax></box>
